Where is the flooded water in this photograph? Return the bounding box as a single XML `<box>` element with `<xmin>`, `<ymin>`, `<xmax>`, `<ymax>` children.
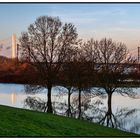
<box><xmin>0</xmin><ymin>83</ymin><xmax>140</xmax><ymax>135</ymax></box>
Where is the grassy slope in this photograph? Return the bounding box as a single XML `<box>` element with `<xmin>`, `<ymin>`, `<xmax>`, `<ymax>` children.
<box><xmin>0</xmin><ymin>105</ymin><xmax>139</xmax><ymax>137</ymax></box>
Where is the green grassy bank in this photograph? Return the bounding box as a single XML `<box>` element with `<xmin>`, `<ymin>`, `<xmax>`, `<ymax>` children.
<box><xmin>0</xmin><ymin>105</ymin><xmax>139</xmax><ymax>137</ymax></box>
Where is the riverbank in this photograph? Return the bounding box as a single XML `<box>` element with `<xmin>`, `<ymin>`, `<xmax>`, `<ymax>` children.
<box><xmin>0</xmin><ymin>105</ymin><xmax>139</xmax><ymax>137</ymax></box>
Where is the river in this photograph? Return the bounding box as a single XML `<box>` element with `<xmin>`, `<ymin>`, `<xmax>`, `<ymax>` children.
<box><xmin>0</xmin><ymin>83</ymin><xmax>140</xmax><ymax>135</ymax></box>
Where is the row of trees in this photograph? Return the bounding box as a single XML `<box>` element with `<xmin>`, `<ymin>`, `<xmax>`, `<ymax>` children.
<box><xmin>19</xmin><ymin>16</ymin><xmax>137</xmax><ymax>120</ymax></box>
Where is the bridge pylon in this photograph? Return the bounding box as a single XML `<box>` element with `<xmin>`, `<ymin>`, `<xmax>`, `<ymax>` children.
<box><xmin>12</xmin><ymin>34</ymin><xmax>17</xmax><ymax>59</ymax></box>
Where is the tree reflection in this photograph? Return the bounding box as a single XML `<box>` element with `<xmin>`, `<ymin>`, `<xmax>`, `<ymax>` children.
<box><xmin>24</xmin><ymin>96</ymin><xmax>47</xmax><ymax>112</ymax></box>
<box><xmin>98</xmin><ymin>107</ymin><xmax>137</xmax><ymax>129</ymax></box>
<box><xmin>54</xmin><ymin>86</ymin><xmax>76</xmax><ymax>117</ymax></box>
<box><xmin>24</xmin><ymin>93</ymin><xmax>138</xmax><ymax>134</ymax></box>
<box><xmin>87</xmin><ymin>99</ymin><xmax>138</xmax><ymax>132</ymax></box>
<box><xmin>98</xmin><ymin>101</ymin><xmax>118</xmax><ymax>128</ymax></box>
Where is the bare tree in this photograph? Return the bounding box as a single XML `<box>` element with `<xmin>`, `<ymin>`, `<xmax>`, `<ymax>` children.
<box><xmin>72</xmin><ymin>43</ymin><xmax>90</xmax><ymax>119</ymax></box>
<box><xmin>84</xmin><ymin>38</ymin><xmax>137</xmax><ymax>125</ymax></box>
<box><xmin>60</xmin><ymin>46</ymin><xmax>78</xmax><ymax>117</ymax></box>
<box><xmin>83</xmin><ymin>39</ymin><xmax>99</xmax><ymax>86</ymax></box>
<box><xmin>19</xmin><ymin>16</ymin><xmax>78</xmax><ymax>113</ymax></box>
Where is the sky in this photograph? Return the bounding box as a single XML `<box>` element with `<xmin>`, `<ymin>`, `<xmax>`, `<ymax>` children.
<box><xmin>0</xmin><ymin>3</ymin><xmax>140</xmax><ymax>57</ymax></box>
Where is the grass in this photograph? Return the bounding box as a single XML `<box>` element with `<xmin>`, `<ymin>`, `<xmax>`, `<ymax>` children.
<box><xmin>0</xmin><ymin>105</ymin><xmax>139</xmax><ymax>137</ymax></box>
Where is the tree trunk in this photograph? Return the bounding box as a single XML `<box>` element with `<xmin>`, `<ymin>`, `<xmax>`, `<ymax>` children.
<box><xmin>47</xmin><ymin>85</ymin><xmax>53</xmax><ymax>113</ymax></box>
<box><xmin>106</xmin><ymin>92</ymin><xmax>112</xmax><ymax>126</ymax></box>
<box><xmin>107</xmin><ymin>92</ymin><xmax>112</xmax><ymax>114</ymax></box>
<box><xmin>78</xmin><ymin>88</ymin><xmax>81</xmax><ymax>119</ymax></box>
<box><xmin>67</xmin><ymin>88</ymin><xmax>71</xmax><ymax>117</ymax></box>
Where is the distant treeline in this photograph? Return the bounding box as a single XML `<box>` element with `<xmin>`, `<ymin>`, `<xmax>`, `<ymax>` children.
<box><xmin>0</xmin><ymin>57</ymin><xmax>139</xmax><ymax>86</ymax></box>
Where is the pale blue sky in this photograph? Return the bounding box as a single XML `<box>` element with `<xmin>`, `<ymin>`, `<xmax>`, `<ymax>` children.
<box><xmin>0</xmin><ymin>3</ymin><xmax>140</xmax><ymax>55</ymax></box>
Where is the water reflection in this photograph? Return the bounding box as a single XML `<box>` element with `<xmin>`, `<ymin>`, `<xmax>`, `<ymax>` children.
<box><xmin>24</xmin><ymin>96</ymin><xmax>47</xmax><ymax>112</ymax></box>
<box><xmin>24</xmin><ymin>94</ymin><xmax>140</xmax><ymax>134</ymax></box>
<box><xmin>0</xmin><ymin>84</ymin><xmax>140</xmax><ymax>134</ymax></box>
<box><xmin>11</xmin><ymin>93</ymin><xmax>16</xmax><ymax>104</ymax></box>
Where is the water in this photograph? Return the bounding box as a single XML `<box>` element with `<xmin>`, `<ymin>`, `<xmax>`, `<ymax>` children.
<box><xmin>0</xmin><ymin>83</ymin><xmax>140</xmax><ymax>135</ymax></box>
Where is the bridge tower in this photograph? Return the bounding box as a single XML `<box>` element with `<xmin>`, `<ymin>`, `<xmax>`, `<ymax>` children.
<box><xmin>138</xmin><ymin>46</ymin><xmax>140</xmax><ymax>72</ymax></box>
<box><xmin>12</xmin><ymin>34</ymin><xmax>17</xmax><ymax>59</ymax></box>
